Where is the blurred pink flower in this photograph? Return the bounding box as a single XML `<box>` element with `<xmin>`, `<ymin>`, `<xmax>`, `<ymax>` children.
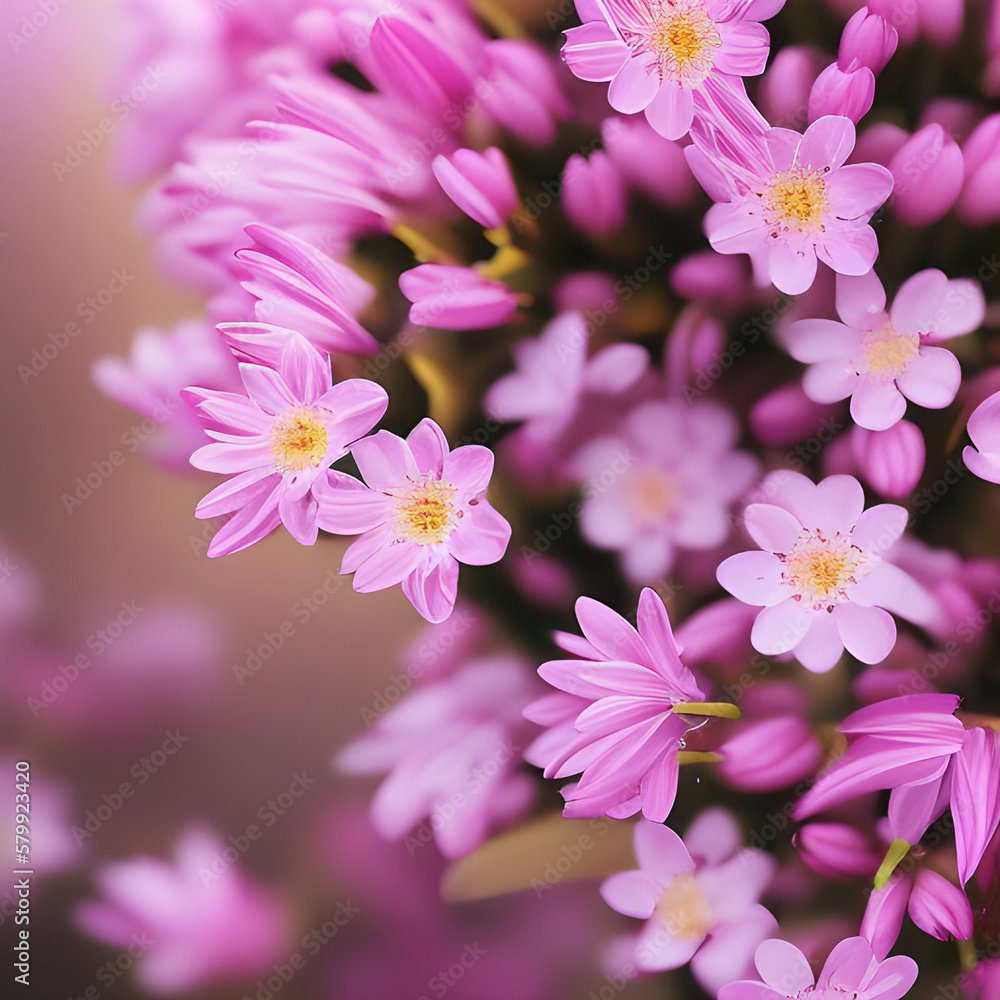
<box><xmin>888</xmin><ymin>124</ymin><xmax>964</xmax><ymax>227</ymax></box>
<box><xmin>601</xmin><ymin>811</ymin><xmax>776</xmax><ymax>993</ymax></box>
<box><xmin>717</xmin><ymin>472</ymin><xmax>937</xmax><ymax>671</ymax></box>
<box><xmin>316</xmin><ymin>418</ymin><xmax>510</xmax><ymax>623</ymax></box>
<box><xmin>431</xmin><ymin>147</ymin><xmax>518</xmax><ymax>230</ymax></box>
<box><xmin>562</xmin><ymin>151</ymin><xmax>629</xmax><ymax>239</ymax></box>
<box><xmin>74</xmin><ymin>826</ymin><xmax>289</xmax><ymax>995</ymax></box>
<box><xmin>399</xmin><ymin>264</ymin><xmax>521</xmax><ymax>330</ymax></box>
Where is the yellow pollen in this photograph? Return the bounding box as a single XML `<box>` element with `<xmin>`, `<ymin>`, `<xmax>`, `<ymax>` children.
<box><xmin>632</xmin><ymin>1</ymin><xmax>721</xmax><ymax>86</ymax></box>
<box><xmin>629</xmin><ymin>467</ymin><xmax>677</xmax><ymax>525</ymax></box>
<box><xmin>781</xmin><ymin>529</ymin><xmax>866</xmax><ymax>610</ymax></box>
<box><xmin>763</xmin><ymin>167</ymin><xmax>829</xmax><ymax>232</ymax></box>
<box><xmin>656</xmin><ymin>873</ymin><xmax>711</xmax><ymax>939</ymax></box>
<box><xmin>394</xmin><ymin>479</ymin><xmax>457</xmax><ymax>545</ymax></box>
<box><xmin>270</xmin><ymin>406</ymin><xmax>328</xmax><ymax>473</ymax></box>
<box><xmin>858</xmin><ymin>327</ymin><xmax>920</xmax><ymax>379</ymax></box>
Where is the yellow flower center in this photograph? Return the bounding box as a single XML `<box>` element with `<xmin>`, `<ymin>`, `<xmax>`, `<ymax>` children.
<box><xmin>762</xmin><ymin>167</ymin><xmax>829</xmax><ymax>234</ymax></box>
<box><xmin>857</xmin><ymin>325</ymin><xmax>921</xmax><ymax>380</ymax></box>
<box><xmin>393</xmin><ymin>479</ymin><xmax>457</xmax><ymax>545</ymax></box>
<box><xmin>270</xmin><ymin>406</ymin><xmax>329</xmax><ymax>473</ymax></box>
<box><xmin>628</xmin><ymin>467</ymin><xmax>677</xmax><ymax>525</ymax></box>
<box><xmin>631</xmin><ymin>0</ymin><xmax>722</xmax><ymax>86</ymax></box>
<box><xmin>656</xmin><ymin>873</ymin><xmax>711</xmax><ymax>939</ymax></box>
<box><xmin>781</xmin><ymin>529</ymin><xmax>867</xmax><ymax>611</ymax></box>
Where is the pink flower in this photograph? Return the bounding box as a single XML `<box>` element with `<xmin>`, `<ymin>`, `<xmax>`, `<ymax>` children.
<box><xmin>73</xmin><ymin>826</ymin><xmax>289</xmax><ymax>995</ymax></box>
<box><xmin>187</xmin><ymin>329</ymin><xmax>388</xmax><ymax>556</ymax></box>
<box><xmin>523</xmin><ymin>588</ymin><xmax>710</xmax><ymax>822</ymax></box>
<box><xmin>601</xmin><ymin>812</ymin><xmax>776</xmax><ymax>992</ymax></box>
<box><xmin>562</xmin><ymin>0</ymin><xmax>782</xmax><ymax>140</ymax></box>
<box><xmin>431</xmin><ymin>147</ymin><xmax>518</xmax><ymax>230</ymax></box>
<box><xmin>719</xmin><ymin>936</ymin><xmax>918</xmax><ymax>1000</ymax></box>
<box><xmin>562</xmin><ymin>151</ymin><xmax>629</xmax><ymax>239</ymax></box>
<box><xmin>569</xmin><ymin>399</ymin><xmax>759</xmax><ymax>585</ymax></box>
<box><xmin>788</xmin><ymin>269</ymin><xmax>983</xmax><ymax>431</ymax></box>
<box><xmin>399</xmin><ymin>264</ymin><xmax>520</xmax><ymax>330</ymax></box>
<box><xmin>963</xmin><ymin>389</ymin><xmax>1000</xmax><ymax>483</ymax></box>
<box><xmin>717</xmin><ymin>472</ymin><xmax>937</xmax><ymax>671</ymax></box>
<box><xmin>699</xmin><ymin>116</ymin><xmax>894</xmax><ymax>295</ymax></box>
<box><xmin>315</xmin><ymin>418</ymin><xmax>510</xmax><ymax>623</ymax></box>
<box><xmin>795</xmin><ymin>694</ymin><xmax>1000</xmax><ymax>887</ymax></box>
<box><xmin>888</xmin><ymin>124</ymin><xmax>965</xmax><ymax>227</ymax></box>
<box><xmin>336</xmin><ymin>654</ymin><xmax>539</xmax><ymax>858</ymax></box>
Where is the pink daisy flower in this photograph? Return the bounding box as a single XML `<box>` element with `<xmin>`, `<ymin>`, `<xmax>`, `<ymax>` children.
<box><xmin>187</xmin><ymin>328</ymin><xmax>388</xmax><ymax>556</ymax></box>
<box><xmin>718</xmin><ymin>936</ymin><xmax>918</xmax><ymax>1000</ymax></box>
<box><xmin>716</xmin><ymin>472</ymin><xmax>937</xmax><ymax>671</ymax></box>
<box><xmin>562</xmin><ymin>0</ymin><xmax>783</xmax><ymax>140</ymax></box>
<box><xmin>788</xmin><ymin>269</ymin><xmax>984</xmax><ymax>431</ymax></box>
<box><xmin>315</xmin><ymin>418</ymin><xmax>511</xmax><ymax>623</ymax></box>
<box><xmin>601</xmin><ymin>811</ymin><xmax>777</xmax><ymax>993</ymax></box>
<box><xmin>523</xmin><ymin>588</ymin><xmax>713</xmax><ymax>821</ymax></box>
<box><xmin>696</xmin><ymin>115</ymin><xmax>894</xmax><ymax>294</ymax></box>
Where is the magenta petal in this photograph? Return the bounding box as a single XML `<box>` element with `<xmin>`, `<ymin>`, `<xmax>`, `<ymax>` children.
<box><xmin>832</xmin><ymin>602</ymin><xmax>895</xmax><ymax>664</ymax></box>
<box><xmin>744</xmin><ymin>503</ymin><xmax>803</xmax><ymax>554</ymax></box>
<box><xmin>797</xmin><ymin>115</ymin><xmax>857</xmax><ymax>172</ymax></box>
<box><xmin>839</xmin><ymin>693</ymin><xmax>962</xmax><ymax>736</ymax></box>
<box><xmin>634</xmin><ymin>818</ymin><xmax>694</xmax><ymax>881</ymax></box>
<box><xmin>639</xmin><ymin>747</ymin><xmax>680</xmax><ymax>822</ymax></box>
<box><xmin>401</xmin><ymin>554</ymin><xmax>459</xmax><ymax>623</ymax></box>
<box><xmin>751</xmin><ymin>599</ymin><xmax>815</xmax><ymax>654</ymax></box>
<box><xmin>850</xmin><ymin>378</ymin><xmax>907</xmax><ymax>431</ymax></box>
<box><xmin>353</xmin><ymin>430</ymin><xmax>419</xmax><ymax>490</ymax></box>
<box><xmin>575</xmin><ymin>597</ymin><xmax>652</xmax><ymax>666</ymax></box>
<box><xmin>754</xmin><ymin>938</ymin><xmax>814</xmax><ymax>992</ymax></box>
<box><xmin>952</xmin><ymin>726</ymin><xmax>1000</xmax><ymax>885</ymax></box>
<box><xmin>644</xmin><ymin>80</ymin><xmax>695</xmax><ymax>140</ymax></box>
<box><xmin>562</xmin><ymin>22</ymin><xmax>629</xmax><ymax>82</ymax></box>
<box><xmin>714</xmin><ymin>20</ymin><xmax>770</xmax><ymax>76</ymax></box>
<box><xmin>894</xmin><ymin>347</ymin><xmax>961</xmax><ymax>409</ymax></box>
<box><xmin>908</xmin><ymin>869</ymin><xmax>974</xmax><ymax>941</ymax></box>
<box><xmin>717</xmin><ymin>551</ymin><xmax>789</xmax><ymax>607</ymax></box>
<box><xmin>600</xmin><ymin>869</ymin><xmax>661</xmax><ymax>918</ymax></box>
<box><xmin>862</xmin><ymin>874</ymin><xmax>910</xmax><ymax>961</ymax></box>
<box><xmin>608</xmin><ymin>54</ymin><xmax>660</xmax><ymax>113</ymax></box>
<box><xmin>448</xmin><ymin>501</ymin><xmax>510</xmax><ymax>566</ymax></box>
<box><xmin>888</xmin><ymin>772</ymin><xmax>950</xmax><ymax>844</ymax></box>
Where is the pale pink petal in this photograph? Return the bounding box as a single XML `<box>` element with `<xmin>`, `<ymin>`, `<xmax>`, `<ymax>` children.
<box><xmin>751</xmin><ymin>599</ymin><xmax>815</xmax><ymax>654</ymax></box>
<box><xmin>797</xmin><ymin>115</ymin><xmax>857</xmax><ymax>172</ymax></box>
<box><xmin>859</xmin><ymin>955</ymin><xmax>919</xmax><ymax>1000</ymax></box>
<box><xmin>634</xmin><ymin>819</ymin><xmax>695</xmax><ymax>881</ymax></box>
<box><xmin>608</xmin><ymin>55</ymin><xmax>661</xmax><ymax>114</ymax></box>
<box><xmin>240</xmin><ymin>365</ymin><xmax>298</xmax><ymax>415</ymax></box>
<box><xmin>786</xmin><ymin>319</ymin><xmax>861</xmax><ymax>363</ymax></box>
<box><xmin>575</xmin><ymin>597</ymin><xmax>652</xmax><ymax>665</ymax></box>
<box><xmin>705</xmin><ymin>201</ymin><xmax>769</xmax><ymax>254</ymax></box>
<box><xmin>850</xmin><ymin>378</ymin><xmax>908</xmax><ymax>431</ymax></box>
<box><xmin>353</xmin><ymin>431</ymin><xmax>419</xmax><ymax>490</ymax></box>
<box><xmin>815</xmin><ymin>224</ymin><xmax>879</xmax><ymax>275</ymax></box>
<box><xmin>406</xmin><ymin>418</ymin><xmax>449</xmax><ymax>474</ymax></box>
<box><xmin>634</xmin><ymin>917</ymin><xmax>702</xmax><ymax>972</ymax></box>
<box><xmin>836</xmin><ymin>268</ymin><xmax>887</xmax><ymax>327</ymax></box>
<box><xmin>717</xmin><ymin>551</ymin><xmax>789</xmax><ymax>607</ymax></box>
<box><xmin>691</xmin><ymin>908</ymin><xmax>779</xmax><ymax>996</ymax></box>
<box><xmin>562</xmin><ymin>21</ymin><xmax>629</xmax><ymax>82</ymax></box>
<box><xmin>894</xmin><ymin>347</ymin><xmax>961</xmax><ymax>409</ymax></box>
<box><xmin>968</xmin><ymin>391</ymin><xmax>1000</xmax><ymax>453</ymax></box>
<box><xmin>768</xmin><ymin>242</ymin><xmax>818</xmax><ymax>295</ymax></box>
<box><xmin>832</xmin><ymin>602</ymin><xmax>896</xmax><ymax>663</ymax></box>
<box><xmin>402</xmin><ymin>555</ymin><xmax>459</xmax><ymax>623</ymax></box>
<box><xmin>923</xmin><ymin>279</ymin><xmax>986</xmax><ymax>340</ymax></box>
<box><xmin>754</xmin><ymin>938</ymin><xmax>815</xmax><ymax>992</ymax></box>
<box><xmin>352</xmin><ymin>538</ymin><xmax>425</xmax><ymax>592</ymax></box>
<box><xmin>744</xmin><ymin>503</ymin><xmax>804</xmax><ymax>553</ymax></box>
<box><xmin>817</xmin><ymin>936</ymin><xmax>873</xmax><ymax>991</ymax></box>
<box><xmin>826</xmin><ymin>163</ymin><xmax>895</xmax><ymax>218</ymax></box>
<box><xmin>600</xmin><ymin>870</ymin><xmax>662</xmax><ymax>918</ymax></box>
<box><xmin>714</xmin><ymin>20</ymin><xmax>770</xmax><ymax>76</ymax></box>
<box><xmin>698</xmin><ymin>852</ymin><xmax>776</xmax><ymax>923</ymax></box>
<box><xmin>448</xmin><ymin>501</ymin><xmax>510</xmax><ymax>565</ymax></box>
<box><xmin>908</xmin><ymin>869</ymin><xmax>974</xmax><ymax>940</ymax></box>
<box><xmin>802</xmin><ymin>359</ymin><xmax>862</xmax><ymax>403</ymax></box>
<box><xmin>314</xmin><ymin>472</ymin><xmax>394</xmax><ymax>535</ymax></box>
<box><xmin>889</xmin><ymin>268</ymin><xmax>949</xmax><ymax>336</ymax></box>
<box><xmin>850</xmin><ymin>503</ymin><xmax>908</xmax><ymax>553</ymax></box>
<box><xmin>644</xmin><ymin>80</ymin><xmax>695</xmax><ymax>140</ymax></box>
<box><xmin>684</xmin><ymin>807</ymin><xmax>741</xmax><ymax>866</ymax></box>
<box><xmin>443</xmin><ymin>444</ymin><xmax>495</xmax><ymax>495</ymax></box>
<box><xmin>792</xmin><ymin>610</ymin><xmax>843</xmax><ymax>672</ymax></box>
<box><xmin>811</xmin><ymin>473</ymin><xmax>865</xmax><ymax>534</ymax></box>
<box><xmin>278</xmin><ymin>491</ymin><xmax>318</xmax><ymax>546</ymax></box>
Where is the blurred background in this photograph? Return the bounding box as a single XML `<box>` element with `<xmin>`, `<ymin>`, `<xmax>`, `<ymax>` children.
<box><xmin>0</xmin><ymin>2</ymin><xmax>626</xmax><ymax>997</ymax></box>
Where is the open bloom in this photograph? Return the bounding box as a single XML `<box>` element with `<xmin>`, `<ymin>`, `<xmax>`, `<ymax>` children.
<box><xmin>315</xmin><ymin>418</ymin><xmax>511</xmax><ymax>623</ymax></box>
<box><xmin>697</xmin><ymin>115</ymin><xmax>893</xmax><ymax>294</ymax></box>
<box><xmin>187</xmin><ymin>329</ymin><xmax>388</xmax><ymax>555</ymax></box>
<box><xmin>523</xmin><ymin>588</ymin><xmax>712</xmax><ymax>821</ymax></box>
<box><xmin>717</xmin><ymin>472</ymin><xmax>937</xmax><ymax>671</ymax></box>
<box><xmin>719</xmin><ymin>936</ymin><xmax>918</xmax><ymax>1000</ymax></box>
<box><xmin>73</xmin><ymin>827</ymin><xmax>288</xmax><ymax>995</ymax></box>
<box><xmin>795</xmin><ymin>694</ymin><xmax>1000</xmax><ymax>886</ymax></box>
<box><xmin>601</xmin><ymin>812</ymin><xmax>776</xmax><ymax>993</ymax></box>
<box><xmin>562</xmin><ymin>0</ymin><xmax>783</xmax><ymax>140</ymax></box>
<box><xmin>788</xmin><ymin>269</ymin><xmax>983</xmax><ymax>431</ymax></box>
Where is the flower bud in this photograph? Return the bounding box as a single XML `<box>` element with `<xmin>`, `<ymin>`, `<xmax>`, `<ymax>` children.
<box><xmin>432</xmin><ymin>148</ymin><xmax>518</xmax><ymax>230</ymax></box>
<box><xmin>888</xmin><ymin>124</ymin><xmax>964</xmax><ymax>227</ymax></box>
<box><xmin>718</xmin><ymin>717</ymin><xmax>822</xmax><ymax>792</ymax></box>
<box><xmin>562</xmin><ymin>151</ymin><xmax>628</xmax><ymax>239</ymax></box>
<box><xmin>839</xmin><ymin>8</ymin><xmax>898</xmax><ymax>74</ymax></box>
<box><xmin>794</xmin><ymin>822</ymin><xmax>883</xmax><ymax>879</ymax></box>
<box><xmin>808</xmin><ymin>64</ymin><xmax>875</xmax><ymax>124</ymax></box>
<box><xmin>907</xmin><ymin>869</ymin><xmax>974</xmax><ymax>941</ymax></box>
<box><xmin>851</xmin><ymin>421</ymin><xmax>925</xmax><ymax>498</ymax></box>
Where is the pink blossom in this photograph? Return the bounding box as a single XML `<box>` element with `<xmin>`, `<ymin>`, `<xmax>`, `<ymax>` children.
<box><xmin>336</xmin><ymin>654</ymin><xmax>539</xmax><ymax>858</ymax></box>
<box><xmin>787</xmin><ymin>269</ymin><xmax>983</xmax><ymax>431</ymax></box>
<box><xmin>523</xmin><ymin>588</ymin><xmax>709</xmax><ymax>821</ymax></box>
<box><xmin>717</xmin><ymin>472</ymin><xmax>938</xmax><ymax>671</ymax></box>
<box><xmin>431</xmin><ymin>147</ymin><xmax>518</xmax><ymax>230</ymax></box>
<box><xmin>187</xmin><ymin>329</ymin><xmax>388</xmax><ymax>555</ymax></box>
<box><xmin>315</xmin><ymin>418</ymin><xmax>510</xmax><ymax>623</ymax></box>
<box><xmin>602</xmin><ymin>116</ymin><xmax>698</xmax><ymax>208</ymax></box>
<box><xmin>399</xmin><ymin>264</ymin><xmax>520</xmax><ymax>330</ymax></box>
<box><xmin>562</xmin><ymin>0</ymin><xmax>783</xmax><ymax>140</ymax></box>
<box><xmin>888</xmin><ymin>124</ymin><xmax>964</xmax><ymax>227</ymax></box>
<box><xmin>562</xmin><ymin>151</ymin><xmax>629</xmax><ymax>239</ymax></box>
<box><xmin>850</xmin><ymin>420</ymin><xmax>926</xmax><ymax>498</ymax></box>
<box><xmin>73</xmin><ymin>826</ymin><xmax>289</xmax><ymax>995</ymax></box>
<box><xmin>698</xmin><ymin>116</ymin><xmax>893</xmax><ymax>295</ymax></box>
<box><xmin>484</xmin><ymin>311</ymin><xmax>649</xmax><ymax>445</ymax></box>
<box><xmin>600</xmin><ymin>812</ymin><xmax>777</xmax><ymax>992</ymax></box>
<box><xmin>963</xmin><ymin>389</ymin><xmax>1000</xmax><ymax>483</ymax></box>
<box><xmin>719</xmin><ymin>936</ymin><xmax>918</xmax><ymax>1000</ymax></box>
<box><xmin>796</xmin><ymin>694</ymin><xmax>1000</xmax><ymax>886</ymax></box>
<box><xmin>569</xmin><ymin>399</ymin><xmax>759</xmax><ymax>584</ymax></box>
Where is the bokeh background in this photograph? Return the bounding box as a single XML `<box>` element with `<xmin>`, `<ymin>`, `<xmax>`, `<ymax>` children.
<box><xmin>0</xmin><ymin>2</ymin><xmax>632</xmax><ymax>997</ymax></box>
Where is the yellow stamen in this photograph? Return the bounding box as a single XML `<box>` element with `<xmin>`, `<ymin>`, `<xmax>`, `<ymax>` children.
<box><xmin>858</xmin><ymin>327</ymin><xmax>920</xmax><ymax>379</ymax></box>
<box><xmin>634</xmin><ymin>0</ymin><xmax>722</xmax><ymax>86</ymax></box>
<box><xmin>270</xmin><ymin>406</ymin><xmax>328</xmax><ymax>473</ymax></box>
<box><xmin>781</xmin><ymin>529</ymin><xmax>866</xmax><ymax>611</ymax></box>
<box><xmin>656</xmin><ymin>873</ymin><xmax>711</xmax><ymax>939</ymax></box>
<box><xmin>393</xmin><ymin>479</ymin><xmax>457</xmax><ymax>544</ymax></box>
<box><xmin>763</xmin><ymin>167</ymin><xmax>829</xmax><ymax>233</ymax></box>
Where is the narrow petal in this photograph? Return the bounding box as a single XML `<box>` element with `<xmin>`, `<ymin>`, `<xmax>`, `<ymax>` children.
<box><xmin>952</xmin><ymin>726</ymin><xmax>1000</xmax><ymax>885</ymax></box>
<box><xmin>402</xmin><ymin>555</ymin><xmax>460</xmax><ymax>623</ymax></box>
